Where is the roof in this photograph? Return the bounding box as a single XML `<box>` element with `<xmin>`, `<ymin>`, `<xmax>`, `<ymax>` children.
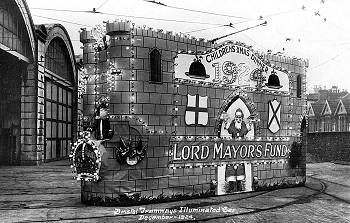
<box><xmin>307</xmin><ymin>93</ymin><xmax>319</xmax><ymax>102</ymax></box>
<box><xmin>342</xmin><ymin>98</ymin><xmax>350</xmax><ymax>114</ymax></box>
<box><xmin>342</xmin><ymin>93</ymin><xmax>350</xmax><ymax>100</ymax></box>
<box><xmin>329</xmin><ymin>92</ymin><xmax>348</xmax><ymax>100</ymax></box>
<box><xmin>307</xmin><ymin>89</ymin><xmax>350</xmax><ymax>117</ymax></box>
<box><xmin>310</xmin><ymin>100</ymin><xmax>325</xmax><ymax>116</ymax></box>
<box><xmin>318</xmin><ymin>90</ymin><xmax>348</xmax><ymax>101</ymax></box>
<box><xmin>327</xmin><ymin>99</ymin><xmax>339</xmax><ymax>115</ymax></box>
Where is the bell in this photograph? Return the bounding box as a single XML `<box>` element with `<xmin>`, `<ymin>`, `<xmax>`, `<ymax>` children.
<box><xmin>265</xmin><ymin>70</ymin><xmax>282</xmax><ymax>89</ymax></box>
<box><xmin>185</xmin><ymin>60</ymin><xmax>210</xmax><ymax>79</ymax></box>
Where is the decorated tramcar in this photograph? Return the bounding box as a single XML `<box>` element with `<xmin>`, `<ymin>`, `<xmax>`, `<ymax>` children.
<box><xmin>71</xmin><ymin>21</ymin><xmax>308</xmax><ymax>205</ymax></box>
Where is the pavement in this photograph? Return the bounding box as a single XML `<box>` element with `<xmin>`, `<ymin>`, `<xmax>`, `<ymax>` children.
<box><xmin>0</xmin><ymin>160</ymin><xmax>349</xmax><ymax>223</ymax></box>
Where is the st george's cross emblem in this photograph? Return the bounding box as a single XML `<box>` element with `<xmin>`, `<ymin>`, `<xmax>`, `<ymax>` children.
<box><xmin>268</xmin><ymin>99</ymin><xmax>281</xmax><ymax>133</ymax></box>
<box><xmin>185</xmin><ymin>94</ymin><xmax>208</xmax><ymax>126</ymax></box>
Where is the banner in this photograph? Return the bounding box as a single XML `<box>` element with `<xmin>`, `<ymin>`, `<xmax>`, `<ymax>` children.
<box><xmin>175</xmin><ymin>43</ymin><xmax>289</xmax><ymax>92</ymax></box>
<box><xmin>169</xmin><ymin>140</ymin><xmax>290</xmax><ymax>166</ymax></box>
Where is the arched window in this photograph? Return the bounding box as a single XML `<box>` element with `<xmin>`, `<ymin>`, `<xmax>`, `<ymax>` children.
<box><xmin>45</xmin><ymin>37</ymin><xmax>74</xmax><ymax>82</ymax></box>
<box><xmin>44</xmin><ymin>37</ymin><xmax>74</xmax><ymax>161</ymax></box>
<box><xmin>150</xmin><ymin>49</ymin><xmax>162</xmax><ymax>83</ymax></box>
<box><xmin>0</xmin><ymin>0</ymin><xmax>33</xmax><ymax>61</ymax></box>
<box><xmin>297</xmin><ymin>75</ymin><xmax>302</xmax><ymax>98</ymax></box>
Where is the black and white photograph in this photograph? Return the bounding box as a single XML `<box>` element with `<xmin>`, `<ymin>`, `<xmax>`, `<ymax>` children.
<box><xmin>0</xmin><ymin>0</ymin><xmax>349</xmax><ymax>222</ymax></box>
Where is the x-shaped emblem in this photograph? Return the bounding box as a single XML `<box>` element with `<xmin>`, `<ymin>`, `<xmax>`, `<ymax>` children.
<box><xmin>268</xmin><ymin>100</ymin><xmax>281</xmax><ymax>128</ymax></box>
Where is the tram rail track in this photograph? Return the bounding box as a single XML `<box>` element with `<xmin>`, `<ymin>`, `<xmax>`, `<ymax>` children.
<box><xmin>172</xmin><ymin>178</ymin><xmax>327</xmax><ymax>223</ymax></box>
<box><xmin>23</xmin><ymin>177</ymin><xmax>331</xmax><ymax>222</ymax></box>
<box><xmin>306</xmin><ymin>175</ymin><xmax>350</xmax><ymax>205</ymax></box>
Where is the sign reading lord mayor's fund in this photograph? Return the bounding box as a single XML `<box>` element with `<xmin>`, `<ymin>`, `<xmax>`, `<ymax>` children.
<box><xmin>169</xmin><ymin>140</ymin><xmax>290</xmax><ymax>166</ymax></box>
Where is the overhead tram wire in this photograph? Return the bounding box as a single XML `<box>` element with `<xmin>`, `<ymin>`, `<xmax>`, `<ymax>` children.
<box><xmin>143</xmin><ymin>1</ymin><xmax>303</xmax><ymax>24</ymax></box>
<box><xmin>30</xmin><ymin>7</ymin><xmax>89</xmax><ymax>13</ymax></box>
<box><xmin>211</xmin><ymin>21</ymin><xmax>268</xmax><ymax>51</ymax></box>
<box><xmin>101</xmin><ymin>12</ymin><xmax>224</xmax><ymax>26</ymax></box>
<box><xmin>143</xmin><ymin>0</ymin><xmax>252</xmax><ymax>20</ymax></box>
<box><xmin>241</xmin><ymin>33</ymin><xmax>268</xmax><ymax>51</ymax></box>
<box><xmin>259</xmin><ymin>8</ymin><xmax>300</xmax><ymax>19</ymax></box>
<box><xmin>185</xmin><ymin>25</ymin><xmax>227</xmax><ymax>34</ymax></box>
<box><xmin>32</xmin><ymin>14</ymin><xmax>93</xmax><ymax>27</ymax></box>
<box><xmin>95</xmin><ymin>0</ymin><xmax>109</xmax><ymax>11</ymax></box>
<box><xmin>30</xmin><ymin>5</ymin><xmax>301</xmax><ymax>29</ymax></box>
<box><xmin>210</xmin><ymin>21</ymin><xmax>267</xmax><ymax>43</ymax></box>
<box><xmin>186</xmin><ymin>15</ymin><xmax>272</xmax><ymax>34</ymax></box>
<box><xmin>31</xmin><ymin>5</ymin><xmax>303</xmax><ymax>44</ymax></box>
<box><xmin>30</xmin><ymin>7</ymin><xmax>226</xmax><ymax>26</ymax></box>
<box><xmin>185</xmin><ymin>22</ymin><xmax>237</xmax><ymax>34</ymax></box>
<box><xmin>308</xmin><ymin>48</ymin><xmax>350</xmax><ymax>70</ymax></box>
<box><xmin>141</xmin><ymin>1</ymin><xmax>304</xmax><ymax>38</ymax></box>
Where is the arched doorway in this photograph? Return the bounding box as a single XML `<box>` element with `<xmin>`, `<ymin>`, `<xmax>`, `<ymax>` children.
<box><xmin>44</xmin><ymin>36</ymin><xmax>75</xmax><ymax>161</ymax></box>
<box><xmin>0</xmin><ymin>51</ymin><xmax>28</xmax><ymax>164</ymax></box>
<box><xmin>0</xmin><ymin>0</ymin><xmax>36</xmax><ymax>165</ymax></box>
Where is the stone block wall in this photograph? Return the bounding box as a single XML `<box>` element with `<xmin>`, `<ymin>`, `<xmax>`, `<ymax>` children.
<box><xmin>17</xmin><ymin>24</ymin><xmax>79</xmax><ymax>165</ymax></box>
<box><xmin>307</xmin><ymin>132</ymin><xmax>350</xmax><ymax>162</ymax></box>
<box><xmin>81</xmin><ymin>23</ymin><xmax>218</xmax><ymax>199</ymax></box>
<box><xmin>20</xmin><ymin>63</ymin><xmax>39</xmax><ymax>165</ymax></box>
<box><xmin>252</xmin><ymin>54</ymin><xmax>307</xmax><ymax>187</ymax></box>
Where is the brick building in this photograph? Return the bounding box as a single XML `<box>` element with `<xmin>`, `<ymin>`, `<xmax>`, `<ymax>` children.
<box><xmin>308</xmin><ymin>86</ymin><xmax>350</xmax><ymax>133</ymax></box>
<box><xmin>0</xmin><ymin>0</ymin><xmax>78</xmax><ymax>165</ymax></box>
<box><xmin>307</xmin><ymin>86</ymin><xmax>350</xmax><ymax>161</ymax></box>
<box><xmin>77</xmin><ymin>20</ymin><xmax>309</xmax><ymax>204</ymax></box>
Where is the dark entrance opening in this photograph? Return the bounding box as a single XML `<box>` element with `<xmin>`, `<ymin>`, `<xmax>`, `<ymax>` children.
<box><xmin>0</xmin><ymin>50</ymin><xmax>26</xmax><ymax>165</ymax></box>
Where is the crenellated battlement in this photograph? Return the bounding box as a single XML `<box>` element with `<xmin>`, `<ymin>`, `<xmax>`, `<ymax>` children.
<box><xmin>80</xmin><ymin>20</ymin><xmax>308</xmax><ymax>76</ymax></box>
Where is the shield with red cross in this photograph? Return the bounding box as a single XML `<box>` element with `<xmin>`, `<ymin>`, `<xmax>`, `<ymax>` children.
<box><xmin>185</xmin><ymin>94</ymin><xmax>208</xmax><ymax>126</ymax></box>
<box><xmin>268</xmin><ymin>99</ymin><xmax>281</xmax><ymax>133</ymax></box>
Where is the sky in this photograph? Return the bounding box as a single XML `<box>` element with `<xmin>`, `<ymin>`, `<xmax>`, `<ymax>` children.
<box><xmin>26</xmin><ymin>0</ymin><xmax>350</xmax><ymax>93</ymax></box>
